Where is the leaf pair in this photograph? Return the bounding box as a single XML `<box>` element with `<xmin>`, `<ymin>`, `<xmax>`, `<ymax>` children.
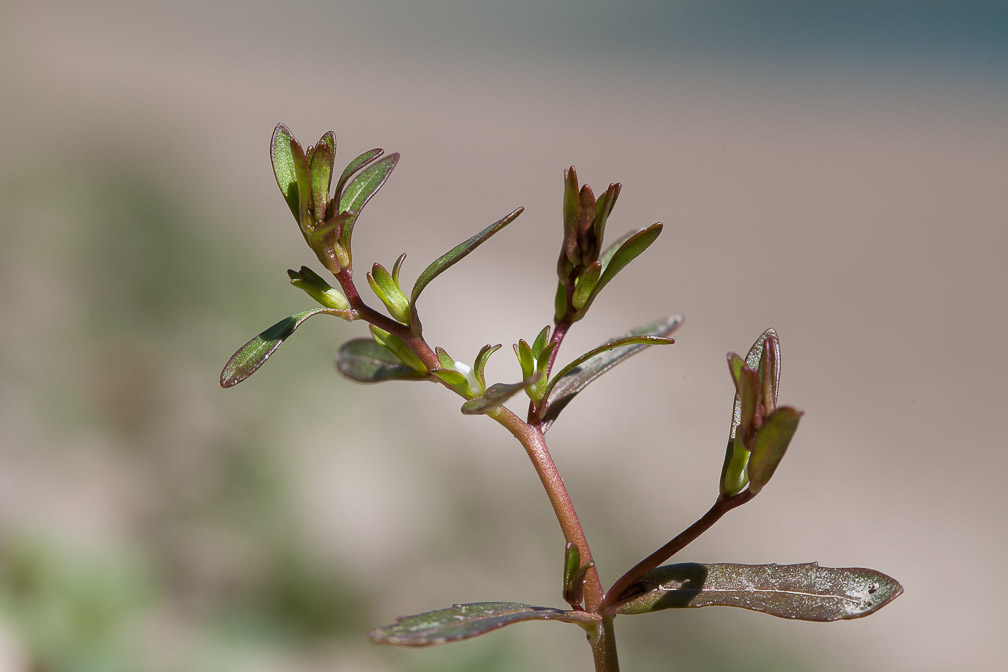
<box><xmin>368</xmin><ymin>562</ymin><xmax>902</xmax><ymax>647</ymax></box>
<box><xmin>271</xmin><ymin>123</ymin><xmax>397</xmax><ymax>273</ymax></box>
<box><xmin>720</xmin><ymin>329</ymin><xmax>803</xmax><ymax>497</ymax></box>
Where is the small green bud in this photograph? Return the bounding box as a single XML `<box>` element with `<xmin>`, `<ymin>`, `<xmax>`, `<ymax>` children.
<box><xmin>287</xmin><ymin>266</ymin><xmax>350</xmax><ymax>310</ymax></box>
<box><xmin>367</xmin><ymin>256</ymin><xmax>411</xmax><ymax>324</ymax></box>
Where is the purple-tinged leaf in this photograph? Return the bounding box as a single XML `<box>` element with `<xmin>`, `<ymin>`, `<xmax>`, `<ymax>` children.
<box><xmin>221</xmin><ymin>307</ymin><xmax>355</xmax><ymax>388</ymax></box>
<box><xmin>369</xmin><ymin>602</ymin><xmax>592</xmax><ymax>647</ymax></box>
<box><xmin>308</xmin><ymin>137</ymin><xmax>334</xmax><ymax>221</ymax></box>
<box><xmin>409</xmin><ymin>207</ymin><xmax>524</xmax><ymax>319</ymax></box>
<box><xmin>575</xmin><ymin>222</ymin><xmax>662</xmax><ymax>316</ymax></box>
<box><xmin>540</xmin><ymin>314</ymin><xmax>682</xmax><ymax>431</ymax></box>
<box><xmin>609</xmin><ymin>562</ymin><xmax>902</xmax><ymax>621</ymax></box>
<box><xmin>333</xmin><ymin>148</ymin><xmax>383</xmax><ymax>209</ymax></box>
<box><xmin>337</xmin><ymin>153</ymin><xmax>399</xmax><ymax>252</ymax></box>
<box><xmin>336</xmin><ymin>338</ymin><xmax>428</xmax><ymax>383</ymax></box>
<box><xmin>747</xmin><ymin>406</ymin><xmax>803</xmax><ymax>494</ymax></box>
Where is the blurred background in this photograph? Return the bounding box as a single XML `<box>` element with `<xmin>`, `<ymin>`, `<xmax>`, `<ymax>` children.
<box><xmin>1</xmin><ymin>1</ymin><xmax>1006</xmax><ymax>670</ymax></box>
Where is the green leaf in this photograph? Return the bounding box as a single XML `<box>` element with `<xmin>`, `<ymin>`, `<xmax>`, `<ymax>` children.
<box><xmin>290</xmin><ymin>138</ymin><xmax>312</xmax><ymax>232</ymax></box>
<box><xmin>287</xmin><ymin>266</ymin><xmax>350</xmax><ymax>310</ymax></box>
<box><xmin>562</xmin><ymin>167</ymin><xmax>581</xmax><ymax>265</ymax></box>
<box><xmin>369</xmin><ymin>325</ymin><xmax>427</xmax><ymax>373</ymax></box>
<box><xmin>473</xmin><ymin>344</ymin><xmax>501</xmax><ymax>391</ymax></box>
<box><xmin>720</xmin><ymin>437</ymin><xmax>750</xmax><ymax>497</ymax></box>
<box><xmin>460</xmin><ymin>381</ymin><xmax>528</xmax><ymax>415</ymax></box>
<box><xmin>338</xmin><ymin>153</ymin><xmax>399</xmax><ymax>252</ymax></box>
<box><xmin>609</xmin><ymin>562</ymin><xmax>902</xmax><ymax>622</ymax></box>
<box><xmin>220</xmin><ymin>308</ymin><xmax>353</xmax><ymax>388</ymax></box>
<box><xmin>270</xmin><ymin>123</ymin><xmax>300</xmax><ymax>221</ymax></box>
<box><xmin>514</xmin><ymin>339</ymin><xmax>535</xmax><ymax>380</ymax></box>
<box><xmin>368</xmin><ymin>602</ymin><xmax>591</xmax><ymax>647</ymax></box>
<box><xmin>367</xmin><ymin>261</ymin><xmax>410</xmax><ymax>324</ymax></box>
<box><xmin>336</xmin><ymin>338</ymin><xmax>428</xmax><ymax>383</ymax></box>
<box><xmin>562</xmin><ymin>542</ymin><xmax>593</xmax><ymax>609</ymax></box>
<box><xmin>572</xmin><ymin>261</ymin><xmax>601</xmax><ymax>311</ymax></box>
<box><xmin>308</xmin><ymin>135</ymin><xmax>334</xmax><ymax>220</ymax></box>
<box><xmin>333</xmin><ymin>148</ymin><xmax>383</xmax><ymax>208</ymax></box>
<box><xmin>540</xmin><ymin>314</ymin><xmax>682</xmax><ymax>431</ymax></box>
<box><xmin>747</xmin><ymin>406</ymin><xmax>803</xmax><ymax>494</ymax></box>
<box><xmin>563</xmin><ymin>542</ymin><xmax>581</xmax><ymax>598</ymax></box>
<box><xmin>593</xmin><ymin>182</ymin><xmax>621</xmax><ymax>246</ymax></box>
<box><xmin>532</xmin><ymin>325</ymin><xmax>551</xmax><ymax>359</ymax></box>
<box><xmin>410</xmin><ymin>207</ymin><xmax>524</xmax><ymax>320</ymax></box>
<box><xmin>576</xmin><ymin>222</ymin><xmax>662</xmax><ymax>315</ymax></box>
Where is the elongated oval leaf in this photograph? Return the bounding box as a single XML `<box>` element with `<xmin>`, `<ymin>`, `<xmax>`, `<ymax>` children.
<box><xmin>270</xmin><ymin>123</ymin><xmax>300</xmax><ymax>220</ymax></box>
<box><xmin>309</xmin><ymin>140</ymin><xmax>333</xmax><ymax>220</ymax></box>
<box><xmin>541</xmin><ymin>314</ymin><xmax>683</xmax><ymax>431</ymax></box>
<box><xmin>410</xmin><ymin>207</ymin><xmax>524</xmax><ymax>316</ymax></box>
<box><xmin>368</xmin><ymin>602</ymin><xmax>590</xmax><ymax>647</ymax></box>
<box><xmin>333</xmin><ymin>148</ymin><xmax>383</xmax><ymax>207</ymax></box>
<box><xmin>221</xmin><ymin>308</ymin><xmax>354</xmax><ymax>388</ymax></box>
<box><xmin>338</xmin><ymin>154</ymin><xmax>399</xmax><ymax>252</ymax></box>
<box><xmin>336</xmin><ymin>338</ymin><xmax>428</xmax><ymax>383</ymax></box>
<box><xmin>747</xmin><ymin>406</ymin><xmax>803</xmax><ymax>494</ymax></box>
<box><xmin>579</xmin><ymin>223</ymin><xmax>662</xmax><ymax>314</ymax></box>
<box><xmin>609</xmin><ymin>562</ymin><xmax>902</xmax><ymax>621</ymax></box>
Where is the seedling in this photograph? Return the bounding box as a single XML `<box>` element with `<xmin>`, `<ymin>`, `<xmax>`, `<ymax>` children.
<box><xmin>221</xmin><ymin>124</ymin><xmax>902</xmax><ymax>671</ymax></box>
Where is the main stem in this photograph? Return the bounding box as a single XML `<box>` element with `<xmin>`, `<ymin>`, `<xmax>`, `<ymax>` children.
<box><xmin>491</xmin><ymin>407</ymin><xmax>604</xmax><ymax>612</ymax></box>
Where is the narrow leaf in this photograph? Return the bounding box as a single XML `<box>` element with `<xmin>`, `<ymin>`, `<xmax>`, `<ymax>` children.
<box><xmin>540</xmin><ymin>314</ymin><xmax>682</xmax><ymax>431</ymax></box>
<box><xmin>609</xmin><ymin>562</ymin><xmax>902</xmax><ymax>622</ymax></box>
<box><xmin>338</xmin><ymin>153</ymin><xmax>399</xmax><ymax>252</ymax></box>
<box><xmin>580</xmin><ymin>222</ymin><xmax>662</xmax><ymax>313</ymax></box>
<box><xmin>563</xmin><ymin>543</ymin><xmax>581</xmax><ymax>597</ymax></box>
<box><xmin>290</xmin><ymin>138</ymin><xmax>312</xmax><ymax>231</ymax></box>
<box><xmin>410</xmin><ymin>207</ymin><xmax>524</xmax><ymax>313</ymax></box>
<box><xmin>747</xmin><ymin>406</ymin><xmax>803</xmax><ymax>494</ymax></box>
<box><xmin>473</xmin><ymin>344</ymin><xmax>501</xmax><ymax>390</ymax></box>
<box><xmin>369</xmin><ymin>602</ymin><xmax>591</xmax><ymax>647</ymax></box>
<box><xmin>221</xmin><ymin>308</ymin><xmax>353</xmax><ymax>388</ymax></box>
<box><xmin>270</xmin><ymin>123</ymin><xmax>299</xmax><ymax>220</ymax></box>
<box><xmin>334</xmin><ymin>148</ymin><xmax>383</xmax><ymax>207</ymax></box>
<box><xmin>336</xmin><ymin>338</ymin><xmax>428</xmax><ymax>383</ymax></box>
<box><xmin>308</xmin><ymin>140</ymin><xmax>333</xmax><ymax>220</ymax></box>
<box><xmin>461</xmin><ymin>380</ymin><xmax>528</xmax><ymax>415</ymax></box>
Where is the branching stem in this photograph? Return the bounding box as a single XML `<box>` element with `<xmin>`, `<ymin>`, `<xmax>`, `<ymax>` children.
<box><xmin>602</xmin><ymin>490</ymin><xmax>755</xmax><ymax>611</ymax></box>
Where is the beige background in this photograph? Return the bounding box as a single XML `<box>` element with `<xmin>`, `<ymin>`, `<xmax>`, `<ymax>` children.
<box><xmin>1</xmin><ymin>1</ymin><xmax>1005</xmax><ymax>670</ymax></box>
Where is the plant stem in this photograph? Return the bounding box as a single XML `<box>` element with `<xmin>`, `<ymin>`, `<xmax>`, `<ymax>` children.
<box><xmin>589</xmin><ymin>616</ymin><xmax>620</xmax><ymax>672</ymax></box>
<box><xmin>492</xmin><ymin>406</ymin><xmax>604</xmax><ymax>613</ymax></box>
<box><xmin>601</xmin><ymin>491</ymin><xmax>754</xmax><ymax>611</ymax></box>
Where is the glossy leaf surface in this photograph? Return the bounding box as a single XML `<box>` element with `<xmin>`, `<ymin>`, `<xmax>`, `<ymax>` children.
<box><xmin>541</xmin><ymin>314</ymin><xmax>682</xmax><ymax>431</ymax></box>
<box><xmin>270</xmin><ymin>124</ymin><xmax>300</xmax><ymax>220</ymax></box>
<box><xmin>336</xmin><ymin>338</ymin><xmax>428</xmax><ymax>383</ymax></box>
<box><xmin>221</xmin><ymin>308</ymin><xmax>353</xmax><ymax>388</ymax></box>
<box><xmin>369</xmin><ymin>602</ymin><xmax>587</xmax><ymax>647</ymax></box>
<box><xmin>334</xmin><ymin>148</ymin><xmax>383</xmax><ymax>206</ymax></box>
<box><xmin>578</xmin><ymin>222</ymin><xmax>662</xmax><ymax>314</ymax></box>
<box><xmin>410</xmin><ymin>207</ymin><xmax>524</xmax><ymax>318</ymax></box>
<box><xmin>338</xmin><ymin>153</ymin><xmax>399</xmax><ymax>251</ymax></box>
<box><xmin>610</xmin><ymin>562</ymin><xmax>902</xmax><ymax>621</ymax></box>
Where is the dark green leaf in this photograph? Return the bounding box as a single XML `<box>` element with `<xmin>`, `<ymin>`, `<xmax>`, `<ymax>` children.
<box><xmin>577</xmin><ymin>222</ymin><xmax>662</xmax><ymax>315</ymax></box>
<box><xmin>540</xmin><ymin>314</ymin><xmax>682</xmax><ymax>431</ymax></box>
<box><xmin>270</xmin><ymin>124</ymin><xmax>301</xmax><ymax>221</ymax></box>
<box><xmin>369</xmin><ymin>325</ymin><xmax>427</xmax><ymax>373</ymax></box>
<box><xmin>290</xmin><ymin>138</ymin><xmax>312</xmax><ymax>231</ymax></box>
<box><xmin>336</xmin><ymin>338</ymin><xmax>428</xmax><ymax>383</ymax></box>
<box><xmin>572</xmin><ymin>261</ymin><xmax>601</xmax><ymax>311</ymax></box>
<box><xmin>338</xmin><ymin>153</ymin><xmax>399</xmax><ymax>252</ymax></box>
<box><xmin>333</xmin><ymin>148</ymin><xmax>383</xmax><ymax>207</ymax></box>
<box><xmin>460</xmin><ymin>381</ymin><xmax>528</xmax><ymax>415</ymax></box>
<box><xmin>221</xmin><ymin>308</ymin><xmax>353</xmax><ymax>388</ymax></box>
<box><xmin>308</xmin><ymin>139</ymin><xmax>333</xmax><ymax>220</ymax></box>
<box><xmin>593</xmin><ymin>182</ymin><xmax>621</xmax><ymax>245</ymax></box>
<box><xmin>609</xmin><ymin>562</ymin><xmax>902</xmax><ymax>622</ymax></box>
<box><xmin>747</xmin><ymin>406</ymin><xmax>803</xmax><ymax>494</ymax></box>
<box><xmin>368</xmin><ymin>602</ymin><xmax>591</xmax><ymax>647</ymax></box>
<box><xmin>410</xmin><ymin>207</ymin><xmax>524</xmax><ymax>317</ymax></box>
